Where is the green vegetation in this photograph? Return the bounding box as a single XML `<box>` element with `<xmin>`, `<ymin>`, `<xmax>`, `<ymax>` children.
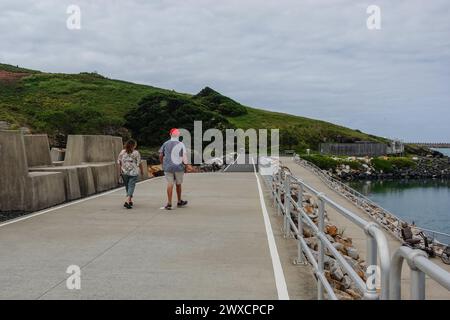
<box><xmin>124</xmin><ymin>93</ymin><xmax>231</xmax><ymax>146</ymax></box>
<box><xmin>0</xmin><ymin>63</ymin><xmax>40</xmax><ymax>74</ymax></box>
<box><xmin>301</xmin><ymin>154</ymin><xmax>339</xmax><ymax>170</ymax></box>
<box><xmin>371</xmin><ymin>158</ymin><xmax>394</xmax><ymax>173</ymax></box>
<box><xmin>228</xmin><ymin>108</ymin><xmax>386</xmax><ymax>152</ymax></box>
<box><xmin>193</xmin><ymin>86</ymin><xmax>247</xmax><ymax>116</ymax></box>
<box><xmin>301</xmin><ymin>154</ymin><xmax>363</xmax><ymax>171</ymax></box>
<box><xmin>1</xmin><ymin>63</ymin><xmax>386</xmax><ymax>148</ymax></box>
<box><xmin>371</xmin><ymin>157</ymin><xmax>416</xmax><ymax>173</ymax></box>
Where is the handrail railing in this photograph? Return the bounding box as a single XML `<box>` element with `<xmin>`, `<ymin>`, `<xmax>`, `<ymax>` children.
<box><xmin>293</xmin><ymin>154</ymin><xmax>450</xmax><ymax>250</ymax></box>
<box><xmin>389</xmin><ymin>246</ymin><xmax>450</xmax><ymax>299</ymax></box>
<box><xmin>263</xmin><ymin>158</ymin><xmax>391</xmax><ymax>300</ymax></box>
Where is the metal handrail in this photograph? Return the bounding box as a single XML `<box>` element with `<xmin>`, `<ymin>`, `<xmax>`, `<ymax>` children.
<box><xmin>265</xmin><ymin>160</ymin><xmax>391</xmax><ymax>300</ymax></box>
<box><xmin>389</xmin><ymin>246</ymin><xmax>450</xmax><ymax>299</ymax></box>
<box><xmin>293</xmin><ymin>154</ymin><xmax>450</xmax><ymax>248</ymax></box>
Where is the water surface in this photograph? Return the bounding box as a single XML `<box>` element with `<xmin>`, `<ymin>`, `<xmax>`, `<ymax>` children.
<box><xmin>348</xmin><ymin>179</ymin><xmax>450</xmax><ymax>239</ymax></box>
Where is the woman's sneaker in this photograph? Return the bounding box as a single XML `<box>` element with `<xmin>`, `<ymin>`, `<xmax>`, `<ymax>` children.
<box><xmin>164</xmin><ymin>204</ymin><xmax>172</xmax><ymax>210</ymax></box>
<box><xmin>177</xmin><ymin>200</ymin><xmax>188</xmax><ymax>207</ymax></box>
<box><xmin>124</xmin><ymin>202</ymin><xmax>132</xmax><ymax>209</ymax></box>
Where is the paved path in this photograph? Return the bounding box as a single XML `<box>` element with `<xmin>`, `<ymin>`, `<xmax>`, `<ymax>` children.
<box><xmin>281</xmin><ymin>157</ymin><xmax>450</xmax><ymax>300</ymax></box>
<box><xmin>0</xmin><ymin>171</ymin><xmax>316</xmax><ymax>300</ymax></box>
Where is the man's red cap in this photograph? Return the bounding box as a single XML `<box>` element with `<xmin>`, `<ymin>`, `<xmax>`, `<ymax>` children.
<box><xmin>170</xmin><ymin>128</ymin><xmax>180</xmax><ymax>136</ymax></box>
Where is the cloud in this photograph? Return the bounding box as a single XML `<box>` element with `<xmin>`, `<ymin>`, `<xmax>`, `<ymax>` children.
<box><xmin>1</xmin><ymin>0</ymin><xmax>449</xmax><ymax>140</ymax></box>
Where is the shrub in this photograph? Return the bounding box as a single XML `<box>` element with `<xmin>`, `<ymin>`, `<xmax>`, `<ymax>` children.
<box><xmin>389</xmin><ymin>157</ymin><xmax>417</xmax><ymax>169</ymax></box>
<box><xmin>301</xmin><ymin>154</ymin><xmax>339</xmax><ymax>170</ymax></box>
<box><xmin>193</xmin><ymin>87</ymin><xmax>247</xmax><ymax>117</ymax></box>
<box><xmin>125</xmin><ymin>93</ymin><xmax>232</xmax><ymax>146</ymax></box>
<box><xmin>371</xmin><ymin>158</ymin><xmax>393</xmax><ymax>173</ymax></box>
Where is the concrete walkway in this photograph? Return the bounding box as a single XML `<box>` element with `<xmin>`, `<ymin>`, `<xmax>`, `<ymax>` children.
<box><xmin>0</xmin><ymin>172</ymin><xmax>316</xmax><ymax>300</ymax></box>
<box><xmin>281</xmin><ymin>157</ymin><xmax>450</xmax><ymax>300</ymax></box>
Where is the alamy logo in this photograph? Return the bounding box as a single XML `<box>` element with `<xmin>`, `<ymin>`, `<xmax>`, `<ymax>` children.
<box><xmin>174</xmin><ymin>121</ymin><xmax>280</xmax><ymax>173</ymax></box>
<box><xmin>366</xmin><ymin>5</ymin><xmax>381</xmax><ymax>30</ymax></box>
<box><xmin>366</xmin><ymin>265</ymin><xmax>381</xmax><ymax>290</ymax></box>
<box><xmin>66</xmin><ymin>265</ymin><xmax>81</xmax><ymax>290</ymax></box>
<box><xmin>66</xmin><ymin>5</ymin><xmax>81</xmax><ymax>30</ymax></box>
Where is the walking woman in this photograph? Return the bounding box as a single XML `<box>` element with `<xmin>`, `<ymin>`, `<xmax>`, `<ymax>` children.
<box><xmin>117</xmin><ymin>139</ymin><xmax>144</xmax><ymax>209</ymax></box>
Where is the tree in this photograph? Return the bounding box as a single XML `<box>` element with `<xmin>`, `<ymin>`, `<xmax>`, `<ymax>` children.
<box><xmin>125</xmin><ymin>93</ymin><xmax>232</xmax><ymax>147</ymax></box>
<box><xmin>280</xmin><ymin>128</ymin><xmax>299</xmax><ymax>150</ymax></box>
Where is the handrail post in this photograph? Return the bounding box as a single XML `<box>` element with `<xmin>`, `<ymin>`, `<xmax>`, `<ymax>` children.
<box><xmin>389</xmin><ymin>246</ymin><xmax>428</xmax><ymax>300</ymax></box>
<box><xmin>272</xmin><ymin>173</ymin><xmax>277</xmax><ymax>208</ymax></box>
<box><xmin>411</xmin><ymin>269</ymin><xmax>426</xmax><ymax>300</ymax></box>
<box><xmin>295</xmin><ymin>182</ymin><xmax>306</xmax><ymax>264</ymax></box>
<box><xmin>317</xmin><ymin>193</ymin><xmax>326</xmax><ymax>300</ymax></box>
<box><xmin>284</xmin><ymin>173</ymin><xmax>291</xmax><ymax>238</ymax></box>
<box><xmin>277</xmin><ymin>170</ymin><xmax>282</xmax><ymax>216</ymax></box>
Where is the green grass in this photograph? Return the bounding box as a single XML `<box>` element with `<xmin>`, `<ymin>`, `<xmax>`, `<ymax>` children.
<box><xmin>1</xmin><ymin>62</ymin><xmax>386</xmax><ymax>148</ymax></box>
<box><xmin>229</xmin><ymin>107</ymin><xmax>385</xmax><ymax>151</ymax></box>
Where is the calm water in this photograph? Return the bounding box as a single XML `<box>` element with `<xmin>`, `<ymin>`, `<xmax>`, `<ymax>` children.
<box><xmin>433</xmin><ymin>148</ymin><xmax>450</xmax><ymax>157</ymax></box>
<box><xmin>348</xmin><ymin>179</ymin><xmax>450</xmax><ymax>237</ymax></box>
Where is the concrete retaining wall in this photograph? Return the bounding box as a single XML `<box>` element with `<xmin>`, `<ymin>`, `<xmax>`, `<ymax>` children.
<box><xmin>24</xmin><ymin>135</ymin><xmax>52</xmax><ymax>167</ymax></box>
<box><xmin>28</xmin><ymin>172</ymin><xmax>66</xmax><ymax>211</ymax></box>
<box><xmin>29</xmin><ymin>166</ymin><xmax>82</xmax><ymax>201</ymax></box>
<box><xmin>63</xmin><ymin>135</ymin><xmax>85</xmax><ymax>166</ymax></box>
<box><xmin>140</xmin><ymin>160</ymin><xmax>149</xmax><ymax>180</ymax></box>
<box><xmin>112</xmin><ymin>137</ymin><xmax>123</xmax><ymax>160</ymax></box>
<box><xmin>0</xmin><ymin>131</ymin><xmax>66</xmax><ymax>212</ymax></box>
<box><xmin>0</xmin><ymin>131</ymin><xmax>31</xmax><ymax>211</ymax></box>
<box><xmin>0</xmin><ymin>132</ymin><xmax>146</xmax><ymax>213</ymax></box>
<box><xmin>76</xmin><ymin>165</ymin><xmax>96</xmax><ymax>197</ymax></box>
<box><xmin>90</xmin><ymin>163</ymin><xmax>119</xmax><ymax>193</ymax></box>
<box><xmin>64</xmin><ymin>135</ymin><xmax>123</xmax><ymax>165</ymax></box>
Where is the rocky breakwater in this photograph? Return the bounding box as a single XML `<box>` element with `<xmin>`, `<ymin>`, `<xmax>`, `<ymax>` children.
<box><xmin>281</xmin><ymin>184</ymin><xmax>368</xmax><ymax>300</ymax></box>
<box><xmin>336</xmin><ymin>156</ymin><xmax>450</xmax><ymax>181</ymax></box>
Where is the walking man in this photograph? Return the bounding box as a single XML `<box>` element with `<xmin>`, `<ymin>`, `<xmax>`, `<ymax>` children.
<box><xmin>159</xmin><ymin>128</ymin><xmax>190</xmax><ymax>210</ymax></box>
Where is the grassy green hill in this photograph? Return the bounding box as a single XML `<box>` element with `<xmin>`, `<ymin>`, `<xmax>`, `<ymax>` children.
<box><xmin>0</xmin><ymin>63</ymin><xmax>385</xmax><ymax>151</ymax></box>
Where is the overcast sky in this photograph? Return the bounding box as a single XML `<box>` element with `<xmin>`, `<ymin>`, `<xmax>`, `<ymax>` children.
<box><xmin>1</xmin><ymin>0</ymin><xmax>449</xmax><ymax>141</ymax></box>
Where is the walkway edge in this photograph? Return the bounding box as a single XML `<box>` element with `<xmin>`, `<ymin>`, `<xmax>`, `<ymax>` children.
<box><xmin>252</xmin><ymin>157</ymin><xmax>290</xmax><ymax>300</ymax></box>
<box><xmin>0</xmin><ymin>177</ymin><xmax>163</xmax><ymax>228</ymax></box>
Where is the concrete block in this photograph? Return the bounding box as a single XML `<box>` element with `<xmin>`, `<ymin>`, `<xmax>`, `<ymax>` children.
<box><xmin>50</xmin><ymin>148</ymin><xmax>65</xmax><ymax>162</ymax></box>
<box><xmin>64</xmin><ymin>135</ymin><xmax>123</xmax><ymax>165</ymax></box>
<box><xmin>90</xmin><ymin>163</ymin><xmax>118</xmax><ymax>193</ymax></box>
<box><xmin>140</xmin><ymin>160</ymin><xmax>149</xmax><ymax>180</ymax></box>
<box><xmin>28</xmin><ymin>172</ymin><xmax>66</xmax><ymax>211</ymax></box>
<box><xmin>76</xmin><ymin>165</ymin><xmax>96</xmax><ymax>197</ymax></box>
<box><xmin>0</xmin><ymin>131</ymin><xmax>66</xmax><ymax>212</ymax></box>
<box><xmin>0</xmin><ymin>131</ymin><xmax>31</xmax><ymax>211</ymax></box>
<box><xmin>112</xmin><ymin>137</ymin><xmax>123</xmax><ymax>161</ymax></box>
<box><xmin>29</xmin><ymin>167</ymin><xmax>82</xmax><ymax>201</ymax></box>
<box><xmin>63</xmin><ymin>135</ymin><xmax>85</xmax><ymax>166</ymax></box>
<box><xmin>24</xmin><ymin>134</ymin><xmax>52</xmax><ymax>167</ymax></box>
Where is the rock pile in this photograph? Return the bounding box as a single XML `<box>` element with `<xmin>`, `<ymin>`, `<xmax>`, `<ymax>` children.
<box><xmin>281</xmin><ymin>183</ymin><xmax>367</xmax><ymax>300</ymax></box>
<box><xmin>336</xmin><ymin>157</ymin><xmax>450</xmax><ymax>180</ymax></box>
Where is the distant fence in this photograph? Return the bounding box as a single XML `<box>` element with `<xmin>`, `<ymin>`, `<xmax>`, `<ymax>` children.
<box><xmin>320</xmin><ymin>142</ymin><xmax>387</xmax><ymax>157</ymax></box>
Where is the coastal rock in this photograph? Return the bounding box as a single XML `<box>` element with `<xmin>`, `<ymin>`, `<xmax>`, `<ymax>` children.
<box><xmin>332</xmin><ymin>242</ymin><xmax>346</xmax><ymax>254</ymax></box>
<box><xmin>346</xmin><ymin>288</ymin><xmax>362</xmax><ymax>299</ymax></box>
<box><xmin>330</xmin><ymin>263</ymin><xmax>344</xmax><ymax>281</ymax></box>
<box><xmin>341</xmin><ymin>275</ymin><xmax>352</xmax><ymax>289</ymax></box>
<box><xmin>346</xmin><ymin>247</ymin><xmax>359</xmax><ymax>260</ymax></box>
<box><xmin>325</xmin><ymin>224</ymin><xmax>338</xmax><ymax>237</ymax></box>
<box><xmin>333</xmin><ymin>290</ymin><xmax>353</xmax><ymax>300</ymax></box>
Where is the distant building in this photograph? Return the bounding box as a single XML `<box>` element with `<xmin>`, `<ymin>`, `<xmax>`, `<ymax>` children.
<box><xmin>387</xmin><ymin>140</ymin><xmax>404</xmax><ymax>154</ymax></box>
<box><xmin>319</xmin><ymin>140</ymin><xmax>404</xmax><ymax>157</ymax></box>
